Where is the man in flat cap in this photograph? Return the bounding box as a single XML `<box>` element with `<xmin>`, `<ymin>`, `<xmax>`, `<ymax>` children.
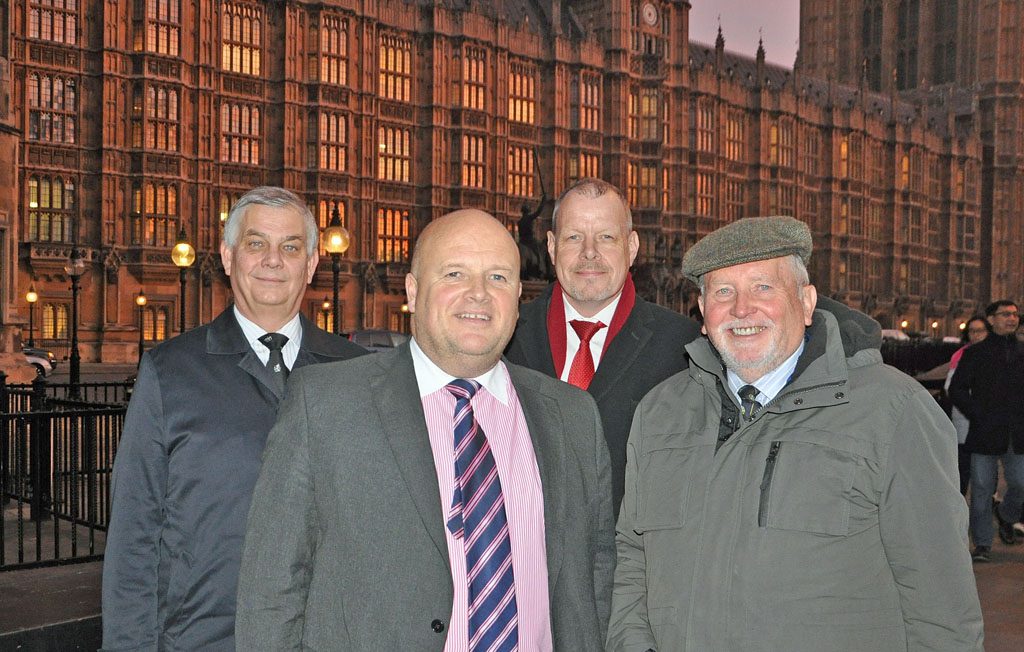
<box><xmin>607</xmin><ymin>216</ymin><xmax>983</xmax><ymax>651</ymax></box>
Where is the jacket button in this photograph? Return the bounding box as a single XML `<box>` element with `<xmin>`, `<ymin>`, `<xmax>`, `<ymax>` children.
<box><xmin>431</xmin><ymin>619</ymin><xmax>445</xmax><ymax>633</ymax></box>
<box><xmin>793</xmin><ymin>398</ymin><xmax>803</xmax><ymax>405</ymax></box>
<box><xmin>835</xmin><ymin>392</ymin><xmax>845</xmax><ymax>399</ymax></box>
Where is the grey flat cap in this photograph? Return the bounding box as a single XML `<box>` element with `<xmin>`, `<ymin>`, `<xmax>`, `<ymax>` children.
<box><xmin>682</xmin><ymin>216</ymin><xmax>812</xmax><ymax>283</ymax></box>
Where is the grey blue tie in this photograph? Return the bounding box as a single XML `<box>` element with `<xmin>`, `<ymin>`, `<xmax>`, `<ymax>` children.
<box><xmin>739</xmin><ymin>384</ymin><xmax>761</xmax><ymax>421</ymax></box>
<box><xmin>259</xmin><ymin>332</ymin><xmax>289</xmax><ymax>391</ymax></box>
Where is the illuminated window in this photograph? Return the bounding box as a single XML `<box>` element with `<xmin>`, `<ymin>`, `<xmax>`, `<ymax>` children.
<box><xmin>628</xmin><ymin>88</ymin><xmax>640</xmax><ymax>139</ymax></box>
<box><xmin>461</xmin><ymin>46</ymin><xmax>486</xmax><ymax>110</ymax></box>
<box><xmin>145</xmin><ymin>85</ymin><xmax>179</xmax><ymax>151</ymax></box>
<box><xmin>900</xmin><ymin>154</ymin><xmax>910</xmax><ymax>188</ymax></box>
<box><xmin>143</xmin><ymin>306</ymin><xmax>169</xmax><ymax>341</ymax></box>
<box><xmin>627</xmin><ymin>162</ymin><xmax>638</xmax><ymax>206</ymax></box>
<box><xmin>640</xmin><ymin>88</ymin><xmax>659</xmax><ymax>140</ymax></box>
<box><xmin>130</xmin><ymin>182</ymin><xmax>178</xmax><ymax>247</ymax></box>
<box><xmin>769</xmin><ymin>125</ymin><xmax>779</xmax><ymax>164</ymax></box>
<box><xmin>144</xmin><ymin>0</ymin><xmax>180</xmax><ymax>56</ymax></box>
<box><xmin>579</xmin><ymin>73</ymin><xmax>600</xmax><ymax>131</ymax></box>
<box><xmin>221</xmin><ymin>3</ymin><xmax>262</xmax><ymax>75</ymax></box>
<box><xmin>27</xmin><ymin>176</ymin><xmax>75</xmax><ymax>242</ymax></box>
<box><xmin>320</xmin><ymin>15</ymin><xmax>347</xmax><ymax>85</ymax></box>
<box><xmin>376</xmin><ymin>207</ymin><xmax>410</xmax><ymax>262</ymax></box>
<box><xmin>27</xmin><ymin>74</ymin><xmax>77</xmax><ymax>144</ymax></box>
<box><xmin>696</xmin><ymin>100</ymin><xmax>714</xmax><ymax>153</ymax></box>
<box><xmin>725</xmin><ymin>112</ymin><xmax>744</xmax><ymax>161</ymax></box>
<box><xmin>220</xmin><ymin>102</ymin><xmax>261</xmax><ymax>164</ymax></box>
<box><xmin>378</xmin><ymin>125</ymin><xmax>411</xmax><ymax>182</ymax></box>
<box><xmin>695</xmin><ymin>172</ymin><xmax>714</xmax><ymax>216</ymax></box>
<box><xmin>379</xmin><ymin>34</ymin><xmax>412</xmax><ymax>102</ymax></box>
<box><xmin>638</xmin><ymin>163</ymin><xmax>658</xmax><ymax>208</ymax></box>
<box><xmin>29</xmin><ymin>0</ymin><xmax>77</xmax><ymax>44</ymax></box>
<box><xmin>461</xmin><ymin>134</ymin><xmax>485</xmax><ymax>188</ymax></box>
<box><xmin>508</xmin><ymin>61</ymin><xmax>536</xmax><ymax>124</ymax></box>
<box><xmin>568</xmin><ymin>151</ymin><xmax>599</xmax><ymax>182</ymax></box>
<box><xmin>319</xmin><ymin>112</ymin><xmax>347</xmax><ymax>171</ymax></box>
<box><xmin>839</xmin><ymin>138</ymin><xmax>849</xmax><ymax>178</ymax></box>
<box><xmin>507</xmin><ymin>146</ymin><xmax>534</xmax><ymax>197</ymax></box>
<box><xmin>41</xmin><ymin>304</ymin><xmax>69</xmax><ymax>339</ymax></box>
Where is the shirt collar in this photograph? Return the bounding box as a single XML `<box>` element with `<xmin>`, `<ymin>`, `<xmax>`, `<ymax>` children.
<box><xmin>726</xmin><ymin>339</ymin><xmax>806</xmax><ymax>405</ymax></box>
<box><xmin>234</xmin><ymin>306</ymin><xmax>302</xmax><ymax>354</ymax></box>
<box><xmin>562</xmin><ymin>290</ymin><xmax>620</xmax><ymax>325</ymax></box>
<box><xmin>409</xmin><ymin>337</ymin><xmax>510</xmax><ymax>404</ymax></box>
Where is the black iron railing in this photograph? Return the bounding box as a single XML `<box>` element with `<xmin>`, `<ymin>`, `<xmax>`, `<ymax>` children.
<box><xmin>1</xmin><ymin>374</ymin><xmax>128</xmax><ymax>571</ymax></box>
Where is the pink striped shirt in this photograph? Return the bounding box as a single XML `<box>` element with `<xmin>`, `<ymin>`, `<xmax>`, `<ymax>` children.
<box><xmin>411</xmin><ymin>340</ymin><xmax>552</xmax><ymax>652</ymax></box>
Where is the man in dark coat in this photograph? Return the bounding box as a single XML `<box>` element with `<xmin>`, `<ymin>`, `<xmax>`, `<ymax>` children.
<box><xmin>505</xmin><ymin>178</ymin><xmax>699</xmax><ymax>514</ymax></box>
<box><xmin>949</xmin><ymin>299</ymin><xmax>1024</xmax><ymax>559</ymax></box>
<box><xmin>101</xmin><ymin>187</ymin><xmax>366</xmax><ymax>650</ymax></box>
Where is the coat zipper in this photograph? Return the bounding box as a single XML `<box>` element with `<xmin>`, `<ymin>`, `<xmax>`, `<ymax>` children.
<box><xmin>758</xmin><ymin>441</ymin><xmax>782</xmax><ymax>527</ymax></box>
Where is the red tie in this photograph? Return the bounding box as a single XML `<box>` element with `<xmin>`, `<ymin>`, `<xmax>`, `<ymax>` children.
<box><xmin>568</xmin><ymin>320</ymin><xmax>606</xmax><ymax>390</ymax></box>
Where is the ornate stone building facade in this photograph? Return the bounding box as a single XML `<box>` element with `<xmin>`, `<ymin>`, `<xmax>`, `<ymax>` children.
<box><xmin>4</xmin><ymin>0</ymin><xmax>989</xmax><ymax>362</ymax></box>
<box><xmin>799</xmin><ymin>0</ymin><xmax>1023</xmax><ymax>305</ymax></box>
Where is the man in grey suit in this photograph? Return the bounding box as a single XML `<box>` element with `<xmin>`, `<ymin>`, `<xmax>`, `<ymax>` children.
<box><xmin>101</xmin><ymin>187</ymin><xmax>365</xmax><ymax>650</ymax></box>
<box><xmin>236</xmin><ymin>209</ymin><xmax>615</xmax><ymax>650</ymax></box>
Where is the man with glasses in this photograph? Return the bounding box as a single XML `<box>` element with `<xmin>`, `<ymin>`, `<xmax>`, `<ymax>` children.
<box><xmin>950</xmin><ymin>300</ymin><xmax>1024</xmax><ymax>561</ymax></box>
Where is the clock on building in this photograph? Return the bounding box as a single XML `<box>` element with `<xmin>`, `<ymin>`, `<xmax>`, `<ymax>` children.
<box><xmin>642</xmin><ymin>2</ymin><xmax>659</xmax><ymax>26</ymax></box>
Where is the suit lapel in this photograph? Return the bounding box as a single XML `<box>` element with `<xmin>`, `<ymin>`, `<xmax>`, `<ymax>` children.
<box><xmin>508</xmin><ymin>365</ymin><xmax>566</xmax><ymax>594</ymax></box>
<box><xmin>516</xmin><ymin>289</ymin><xmax>558</xmax><ymax>376</ymax></box>
<box><xmin>375</xmin><ymin>346</ymin><xmax>449</xmax><ymax>561</ymax></box>
<box><xmin>588</xmin><ymin>300</ymin><xmax>651</xmax><ymax>401</ymax></box>
<box><xmin>204</xmin><ymin>308</ymin><xmax>286</xmax><ymax>400</ymax></box>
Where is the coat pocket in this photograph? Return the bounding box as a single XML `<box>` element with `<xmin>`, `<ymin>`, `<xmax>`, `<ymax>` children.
<box><xmin>758</xmin><ymin>440</ymin><xmax>858</xmax><ymax>536</ymax></box>
<box><xmin>633</xmin><ymin>436</ymin><xmax>706</xmax><ymax>533</ymax></box>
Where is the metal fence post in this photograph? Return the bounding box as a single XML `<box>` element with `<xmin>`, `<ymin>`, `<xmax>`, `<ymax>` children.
<box><xmin>1</xmin><ymin>370</ymin><xmax>8</xmax><ymax>505</ymax></box>
<box><xmin>29</xmin><ymin>375</ymin><xmax>49</xmax><ymax>521</ymax></box>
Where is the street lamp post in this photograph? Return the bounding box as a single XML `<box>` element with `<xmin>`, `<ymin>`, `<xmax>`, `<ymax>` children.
<box><xmin>64</xmin><ymin>249</ymin><xmax>87</xmax><ymax>397</ymax></box>
<box><xmin>26</xmin><ymin>285</ymin><xmax>38</xmax><ymax>347</ymax></box>
<box><xmin>322</xmin><ymin>206</ymin><xmax>351</xmax><ymax>335</ymax></box>
<box><xmin>321</xmin><ymin>297</ymin><xmax>331</xmax><ymax>332</ymax></box>
<box><xmin>171</xmin><ymin>228</ymin><xmax>196</xmax><ymax>334</ymax></box>
<box><xmin>136</xmin><ymin>290</ymin><xmax>147</xmax><ymax>368</ymax></box>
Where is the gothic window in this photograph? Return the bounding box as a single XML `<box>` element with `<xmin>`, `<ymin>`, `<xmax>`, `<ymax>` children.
<box><xmin>27</xmin><ymin>175</ymin><xmax>75</xmax><ymax>242</ymax></box>
<box><xmin>220</xmin><ymin>102</ymin><xmax>261</xmax><ymax>164</ymax></box>
<box><xmin>508</xmin><ymin>61</ymin><xmax>536</xmax><ymax>124</ymax></box>
<box><xmin>130</xmin><ymin>182</ymin><xmax>178</xmax><ymax>247</ymax></box>
<box><xmin>461</xmin><ymin>134</ymin><xmax>485</xmax><ymax>189</ymax></box>
<box><xmin>507</xmin><ymin>145</ymin><xmax>534</xmax><ymax>197</ymax></box>
<box><xmin>319</xmin><ymin>112</ymin><xmax>347</xmax><ymax>172</ymax></box>
<box><xmin>27</xmin><ymin>74</ymin><xmax>77</xmax><ymax>143</ymax></box>
<box><xmin>376</xmin><ymin>207</ymin><xmax>410</xmax><ymax>262</ymax></box>
<box><xmin>221</xmin><ymin>3</ymin><xmax>262</xmax><ymax>75</ymax></box>
<box><xmin>145</xmin><ymin>85</ymin><xmax>179</xmax><ymax>151</ymax></box>
<box><xmin>320</xmin><ymin>15</ymin><xmax>348</xmax><ymax>85</ymax></box>
<box><xmin>461</xmin><ymin>46</ymin><xmax>486</xmax><ymax>110</ymax></box>
<box><xmin>579</xmin><ymin>72</ymin><xmax>600</xmax><ymax>131</ymax></box>
<box><xmin>29</xmin><ymin>0</ymin><xmax>78</xmax><ymax>44</ymax></box>
<box><xmin>377</xmin><ymin>125</ymin><xmax>411</xmax><ymax>182</ymax></box>
<box><xmin>379</xmin><ymin>34</ymin><xmax>412</xmax><ymax>102</ymax></box>
<box><xmin>144</xmin><ymin>0</ymin><xmax>180</xmax><ymax>56</ymax></box>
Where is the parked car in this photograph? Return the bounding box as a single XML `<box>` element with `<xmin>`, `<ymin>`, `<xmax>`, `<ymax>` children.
<box><xmin>346</xmin><ymin>329</ymin><xmax>409</xmax><ymax>352</ymax></box>
<box><xmin>23</xmin><ymin>346</ymin><xmax>57</xmax><ymax>377</ymax></box>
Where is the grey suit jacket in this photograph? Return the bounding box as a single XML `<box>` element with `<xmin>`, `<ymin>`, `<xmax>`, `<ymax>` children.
<box><xmin>235</xmin><ymin>342</ymin><xmax>615</xmax><ymax>650</ymax></box>
<box><xmin>101</xmin><ymin>308</ymin><xmax>366</xmax><ymax>651</ymax></box>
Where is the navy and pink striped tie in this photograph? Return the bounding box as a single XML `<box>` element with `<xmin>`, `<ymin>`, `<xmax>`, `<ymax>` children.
<box><xmin>445</xmin><ymin>379</ymin><xmax>519</xmax><ymax>652</ymax></box>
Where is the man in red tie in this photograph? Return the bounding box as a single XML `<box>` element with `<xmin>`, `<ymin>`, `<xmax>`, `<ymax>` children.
<box><xmin>506</xmin><ymin>178</ymin><xmax>699</xmax><ymax>514</ymax></box>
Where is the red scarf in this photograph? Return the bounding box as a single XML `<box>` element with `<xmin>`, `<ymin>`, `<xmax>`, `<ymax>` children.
<box><xmin>547</xmin><ymin>274</ymin><xmax>637</xmax><ymax>378</ymax></box>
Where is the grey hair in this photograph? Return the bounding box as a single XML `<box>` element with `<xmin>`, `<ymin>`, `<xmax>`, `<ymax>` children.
<box><xmin>697</xmin><ymin>254</ymin><xmax>810</xmax><ymax>295</ymax></box>
<box><xmin>222</xmin><ymin>186</ymin><xmax>319</xmax><ymax>256</ymax></box>
<box><xmin>551</xmin><ymin>177</ymin><xmax>633</xmax><ymax>233</ymax></box>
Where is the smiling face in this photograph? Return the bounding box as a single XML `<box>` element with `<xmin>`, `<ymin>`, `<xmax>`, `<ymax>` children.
<box><xmin>698</xmin><ymin>256</ymin><xmax>817</xmax><ymax>383</ymax></box>
<box><xmin>220</xmin><ymin>203</ymin><xmax>319</xmax><ymax>332</ymax></box>
<box><xmin>405</xmin><ymin>210</ymin><xmax>521</xmax><ymax>378</ymax></box>
<box><xmin>547</xmin><ymin>191</ymin><xmax>639</xmax><ymax>317</ymax></box>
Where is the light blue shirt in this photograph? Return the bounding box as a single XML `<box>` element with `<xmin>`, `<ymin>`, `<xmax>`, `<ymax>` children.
<box><xmin>726</xmin><ymin>339</ymin><xmax>806</xmax><ymax>408</ymax></box>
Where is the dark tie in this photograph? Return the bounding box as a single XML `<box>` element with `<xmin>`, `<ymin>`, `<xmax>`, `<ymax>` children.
<box><xmin>258</xmin><ymin>332</ymin><xmax>289</xmax><ymax>391</ymax></box>
<box><xmin>567</xmin><ymin>320</ymin><xmax>606</xmax><ymax>390</ymax></box>
<box><xmin>444</xmin><ymin>379</ymin><xmax>519</xmax><ymax>651</ymax></box>
<box><xmin>739</xmin><ymin>384</ymin><xmax>762</xmax><ymax>421</ymax></box>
